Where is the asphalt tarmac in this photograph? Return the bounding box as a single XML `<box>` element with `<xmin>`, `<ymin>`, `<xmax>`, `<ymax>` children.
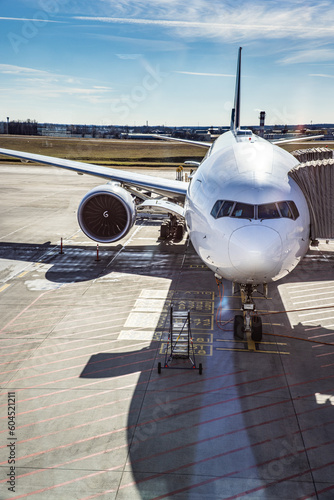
<box><xmin>0</xmin><ymin>164</ymin><xmax>334</xmax><ymax>500</ymax></box>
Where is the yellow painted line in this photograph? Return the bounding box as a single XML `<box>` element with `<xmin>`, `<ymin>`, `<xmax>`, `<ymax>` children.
<box><xmin>0</xmin><ymin>284</ymin><xmax>11</xmax><ymax>293</ymax></box>
<box><xmin>216</xmin><ymin>339</ymin><xmax>287</xmax><ymax>346</ymax></box>
<box><xmin>246</xmin><ymin>331</ymin><xmax>256</xmax><ymax>351</ymax></box>
<box><xmin>226</xmin><ymin>295</ymin><xmax>272</xmax><ymax>301</ymax></box>
<box><xmin>17</xmin><ymin>271</ymin><xmax>29</xmax><ymax>278</ymax></box>
<box><xmin>255</xmin><ymin>341</ymin><xmax>288</xmax><ymax>346</ymax></box>
<box><xmin>216</xmin><ymin>347</ymin><xmax>290</xmax><ymax>355</ymax></box>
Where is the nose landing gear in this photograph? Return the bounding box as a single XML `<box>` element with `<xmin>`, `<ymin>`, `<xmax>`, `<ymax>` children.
<box><xmin>234</xmin><ymin>284</ymin><xmax>263</xmax><ymax>343</ymax></box>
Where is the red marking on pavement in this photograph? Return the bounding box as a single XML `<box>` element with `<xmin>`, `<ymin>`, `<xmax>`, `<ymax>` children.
<box><xmin>0</xmin><ymin>338</ymin><xmax>119</xmax><ymax>367</ymax></box>
<box><xmin>0</xmin><ymin>291</ymin><xmax>51</xmax><ymax>333</ymax></box>
<box><xmin>134</xmin><ymin>372</ymin><xmax>334</xmax><ymax>431</ymax></box>
<box><xmin>1</xmin><ymin>343</ymin><xmax>154</xmax><ymax>385</ymax></box>
<box><xmin>297</xmin><ymin>483</ymin><xmax>334</xmax><ymax>499</ymax></box>
<box><xmin>0</xmin><ymin>341</ymin><xmax>156</xmax><ymax>375</ymax></box>
<box><xmin>146</xmin><ymin>446</ymin><xmax>334</xmax><ymax>500</ymax></box>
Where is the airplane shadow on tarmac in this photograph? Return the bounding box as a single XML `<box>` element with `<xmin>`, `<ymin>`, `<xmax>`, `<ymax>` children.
<box><xmin>0</xmin><ymin>238</ymin><xmax>187</xmax><ymax>284</ymax></box>
<box><xmin>2</xmin><ymin>236</ymin><xmax>334</xmax><ymax>498</ymax></box>
<box><xmin>77</xmin><ymin>251</ymin><xmax>334</xmax><ymax>499</ymax></box>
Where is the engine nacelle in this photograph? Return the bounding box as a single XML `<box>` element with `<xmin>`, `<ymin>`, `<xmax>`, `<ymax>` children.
<box><xmin>77</xmin><ymin>183</ymin><xmax>136</xmax><ymax>243</ymax></box>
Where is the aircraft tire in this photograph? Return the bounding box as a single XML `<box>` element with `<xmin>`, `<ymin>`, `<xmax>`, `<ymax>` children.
<box><xmin>199</xmin><ymin>363</ymin><xmax>203</xmax><ymax>375</ymax></box>
<box><xmin>251</xmin><ymin>315</ymin><xmax>262</xmax><ymax>342</ymax></box>
<box><xmin>175</xmin><ymin>223</ymin><xmax>184</xmax><ymax>241</ymax></box>
<box><xmin>158</xmin><ymin>362</ymin><xmax>161</xmax><ymax>374</ymax></box>
<box><xmin>160</xmin><ymin>223</ymin><xmax>169</xmax><ymax>239</ymax></box>
<box><xmin>234</xmin><ymin>315</ymin><xmax>244</xmax><ymax>340</ymax></box>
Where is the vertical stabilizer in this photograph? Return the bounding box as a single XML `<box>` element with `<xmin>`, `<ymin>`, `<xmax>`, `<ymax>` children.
<box><xmin>230</xmin><ymin>47</ymin><xmax>242</xmax><ymax>132</ymax></box>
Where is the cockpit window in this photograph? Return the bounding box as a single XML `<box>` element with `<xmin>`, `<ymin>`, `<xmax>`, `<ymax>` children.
<box><xmin>211</xmin><ymin>200</ymin><xmax>234</xmax><ymax>219</ymax></box>
<box><xmin>231</xmin><ymin>202</ymin><xmax>254</xmax><ymax>219</ymax></box>
<box><xmin>288</xmin><ymin>201</ymin><xmax>299</xmax><ymax>220</ymax></box>
<box><xmin>219</xmin><ymin>200</ymin><xmax>234</xmax><ymax>217</ymax></box>
<box><xmin>211</xmin><ymin>199</ymin><xmax>300</xmax><ymax>221</ymax></box>
<box><xmin>258</xmin><ymin>203</ymin><xmax>280</xmax><ymax>220</ymax></box>
<box><xmin>210</xmin><ymin>200</ymin><xmax>223</xmax><ymax>218</ymax></box>
<box><xmin>277</xmin><ymin>201</ymin><xmax>293</xmax><ymax>219</ymax></box>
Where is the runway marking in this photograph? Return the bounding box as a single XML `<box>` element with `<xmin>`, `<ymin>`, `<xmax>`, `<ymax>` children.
<box><xmin>0</xmin><ymin>283</ymin><xmax>10</xmax><ymax>293</ymax></box>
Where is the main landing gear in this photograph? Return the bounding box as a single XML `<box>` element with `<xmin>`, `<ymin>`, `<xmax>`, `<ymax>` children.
<box><xmin>233</xmin><ymin>284</ymin><xmax>264</xmax><ymax>342</ymax></box>
<box><xmin>160</xmin><ymin>215</ymin><xmax>185</xmax><ymax>241</ymax></box>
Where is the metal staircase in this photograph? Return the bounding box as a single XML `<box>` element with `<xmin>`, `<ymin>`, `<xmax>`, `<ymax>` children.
<box><xmin>158</xmin><ymin>305</ymin><xmax>202</xmax><ymax>374</ymax></box>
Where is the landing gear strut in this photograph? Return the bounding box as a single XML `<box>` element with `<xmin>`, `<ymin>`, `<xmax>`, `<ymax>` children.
<box><xmin>234</xmin><ymin>284</ymin><xmax>263</xmax><ymax>342</ymax></box>
<box><xmin>160</xmin><ymin>215</ymin><xmax>185</xmax><ymax>241</ymax></box>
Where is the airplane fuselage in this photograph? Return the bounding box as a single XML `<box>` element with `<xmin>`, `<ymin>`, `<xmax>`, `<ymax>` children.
<box><xmin>185</xmin><ymin>130</ymin><xmax>310</xmax><ymax>285</ymax></box>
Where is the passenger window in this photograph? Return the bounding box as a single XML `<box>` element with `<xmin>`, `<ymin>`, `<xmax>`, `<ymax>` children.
<box><xmin>277</xmin><ymin>201</ymin><xmax>293</xmax><ymax>219</ymax></box>
<box><xmin>258</xmin><ymin>203</ymin><xmax>280</xmax><ymax>220</ymax></box>
<box><xmin>231</xmin><ymin>202</ymin><xmax>254</xmax><ymax>219</ymax></box>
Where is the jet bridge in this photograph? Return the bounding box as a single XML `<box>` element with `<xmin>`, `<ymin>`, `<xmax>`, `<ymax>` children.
<box><xmin>289</xmin><ymin>149</ymin><xmax>334</xmax><ymax>240</ymax></box>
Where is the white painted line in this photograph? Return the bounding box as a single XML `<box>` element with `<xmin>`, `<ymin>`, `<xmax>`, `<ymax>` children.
<box><xmin>303</xmin><ymin>316</ymin><xmax>334</xmax><ymax>324</ymax></box>
<box><xmin>133</xmin><ymin>298</ymin><xmax>167</xmax><ymax>312</ymax></box>
<box><xmin>139</xmin><ymin>289</ymin><xmax>169</xmax><ymax>299</ymax></box>
<box><xmin>289</xmin><ymin>288</ymin><xmax>334</xmax><ymax>297</ymax></box>
<box><xmin>293</xmin><ymin>297</ymin><xmax>334</xmax><ymax>305</ymax></box>
<box><xmin>299</xmin><ymin>309</ymin><xmax>334</xmax><ymax>318</ymax></box>
<box><xmin>118</xmin><ymin>330</ymin><xmax>155</xmax><ymax>340</ymax></box>
<box><xmin>124</xmin><ymin>312</ymin><xmax>161</xmax><ymax>329</ymax></box>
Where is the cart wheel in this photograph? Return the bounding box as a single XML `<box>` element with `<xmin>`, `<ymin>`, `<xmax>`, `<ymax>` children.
<box><xmin>158</xmin><ymin>362</ymin><xmax>161</xmax><ymax>374</ymax></box>
<box><xmin>199</xmin><ymin>363</ymin><xmax>203</xmax><ymax>375</ymax></box>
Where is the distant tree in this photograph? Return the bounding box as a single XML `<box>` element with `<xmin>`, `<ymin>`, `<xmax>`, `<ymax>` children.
<box><xmin>8</xmin><ymin>119</ymin><xmax>38</xmax><ymax>135</ymax></box>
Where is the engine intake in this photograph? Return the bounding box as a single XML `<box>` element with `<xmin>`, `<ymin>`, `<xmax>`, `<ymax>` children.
<box><xmin>77</xmin><ymin>184</ymin><xmax>136</xmax><ymax>243</ymax></box>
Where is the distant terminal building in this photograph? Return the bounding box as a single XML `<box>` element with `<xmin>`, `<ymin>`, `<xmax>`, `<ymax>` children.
<box><xmin>120</xmin><ymin>133</ymin><xmax>157</xmax><ymax>140</ymax></box>
<box><xmin>37</xmin><ymin>123</ymin><xmax>70</xmax><ymax>137</ymax></box>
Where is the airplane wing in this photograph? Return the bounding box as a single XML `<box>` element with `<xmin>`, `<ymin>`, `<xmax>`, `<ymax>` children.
<box><xmin>272</xmin><ymin>135</ymin><xmax>324</xmax><ymax>145</ymax></box>
<box><xmin>0</xmin><ymin>147</ymin><xmax>188</xmax><ymax>200</ymax></box>
<box><xmin>153</xmin><ymin>134</ymin><xmax>212</xmax><ymax>148</ymax></box>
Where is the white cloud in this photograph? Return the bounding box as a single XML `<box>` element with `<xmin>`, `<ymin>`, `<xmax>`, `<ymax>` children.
<box><xmin>278</xmin><ymin>49</ymin><xmax>334</xmax><ymax>64</ymax></box>
<box><xmin>0</xmin><ymin>17</ymin><xmax>66</xmax><ymax>23</ymax></box>
<box><xmin>74</xmin><ymin>2</ymin><xmax>334</xmax><ymax>42</ymax></box>
<box><xmin>0</xmin><ymin>64</ymin><xmax>114</xmax><ymax>105</ymax></box>
<box><xmin>175</xmin><ymin>71</ymin><xmax>234</xmax><ymax>77</ymax></box>
<box><xmin>309</xmin><ymin>73</ymin><xmax>334</xmax><ymax>78</ymax></box>
<box><xmin>0</xmin><ymin>64</ymin><xmax>55</xmax><ymax>76</ymax></box>
<box><xmin>116</xmin><ymin>53</ymin><xmax>142</xmax><ymax>60</ymax></box>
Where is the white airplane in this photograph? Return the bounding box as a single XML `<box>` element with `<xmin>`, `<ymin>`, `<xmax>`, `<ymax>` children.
<box><xmin>0</xmin><ymin>47</ymin><xmax>323</xmax><ymax>341</ymax></box>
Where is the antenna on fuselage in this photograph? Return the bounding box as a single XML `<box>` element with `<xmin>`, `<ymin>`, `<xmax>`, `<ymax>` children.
<box><xmin>230</xmin><ymin>47</ymin><xmax>242</xmax><ymax>133</ymax></box>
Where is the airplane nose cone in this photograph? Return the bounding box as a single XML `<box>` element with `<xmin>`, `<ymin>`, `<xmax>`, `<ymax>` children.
<box><xmin>228</xmin><ymin>225</ymin><xmax>283</xmax><ymax>280</ymax></box>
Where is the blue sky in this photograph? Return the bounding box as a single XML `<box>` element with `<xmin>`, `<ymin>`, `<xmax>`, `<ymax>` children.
<box><xmin>1</xmin><ymin>0</ymin><xmax>334</xmax><ymax>126</ymax></box>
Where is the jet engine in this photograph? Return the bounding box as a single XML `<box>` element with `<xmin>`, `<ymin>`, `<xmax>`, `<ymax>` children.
<box><xmin>77</xmin><ymin>183</ymin><xmax>136</xmax><ymax>243</ymax></box>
